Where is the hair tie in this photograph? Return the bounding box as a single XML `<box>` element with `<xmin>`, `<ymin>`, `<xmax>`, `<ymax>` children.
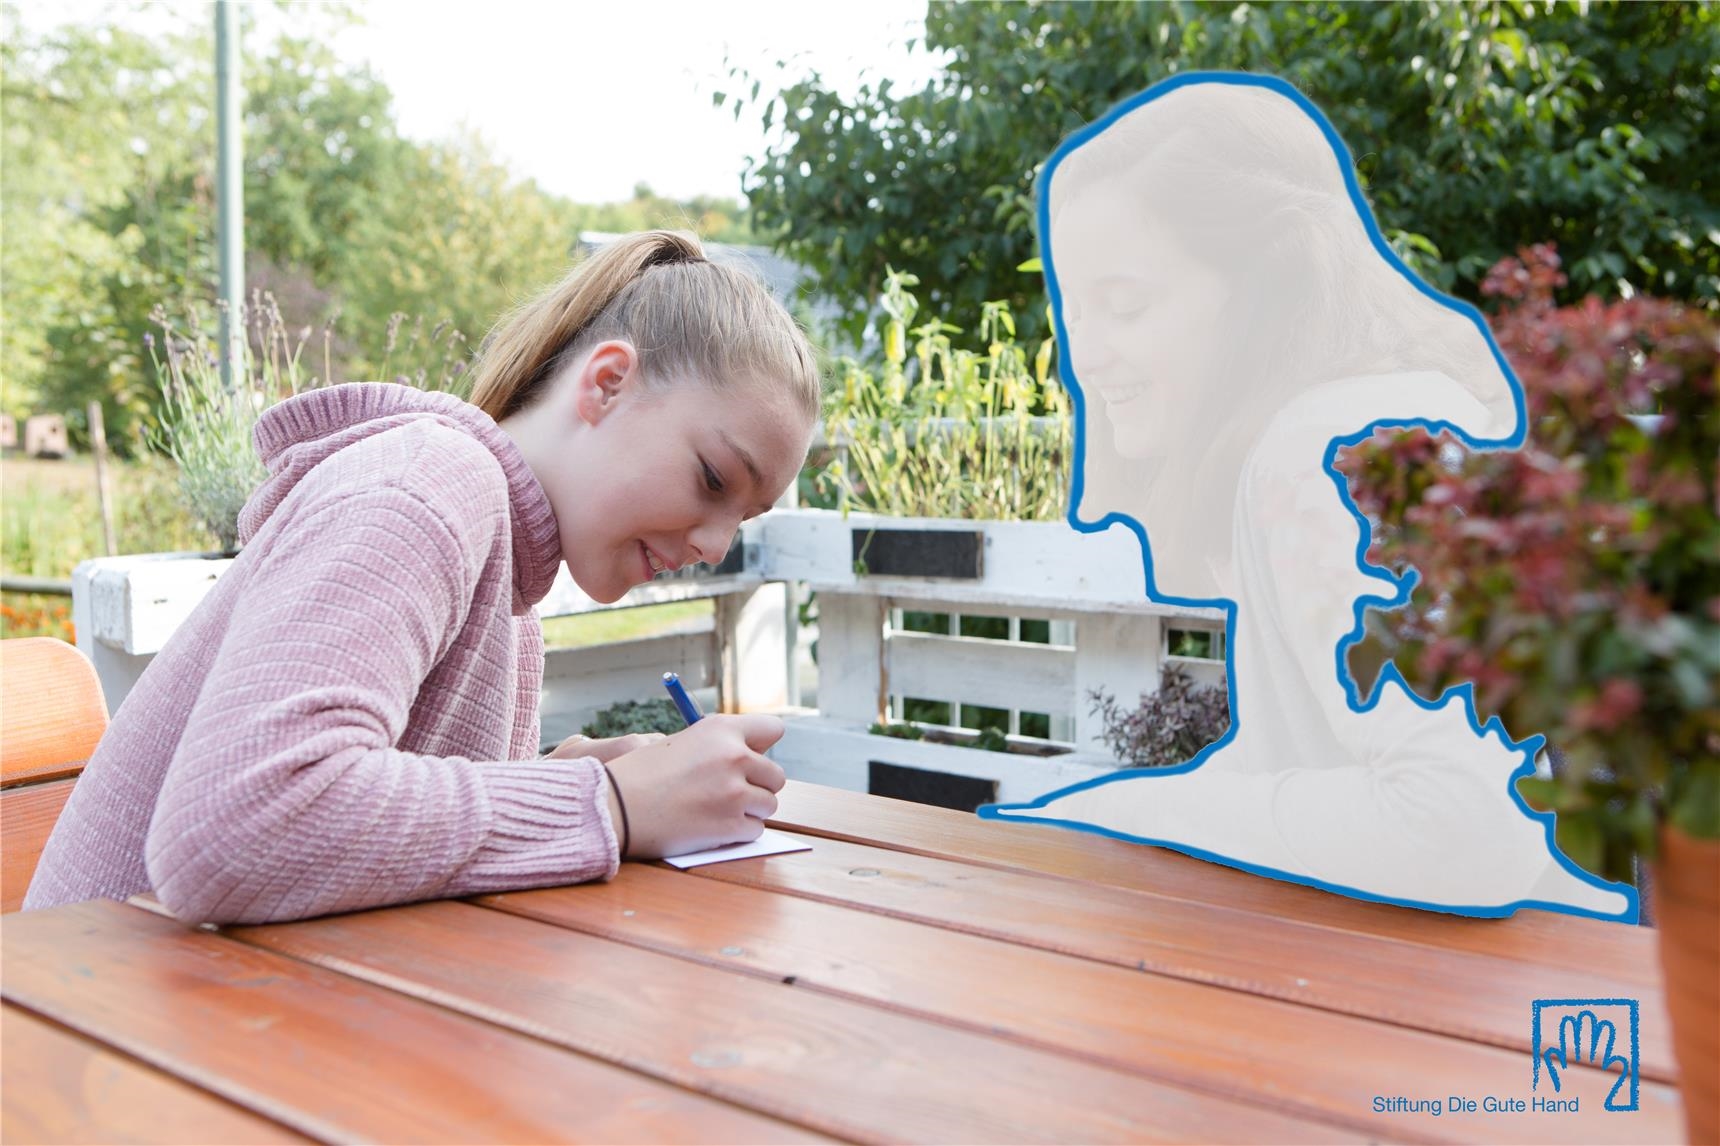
<box><xmin>600</xmin><ymin>763</ymin><xmax>631</xmax><ymax>859</ymax></box>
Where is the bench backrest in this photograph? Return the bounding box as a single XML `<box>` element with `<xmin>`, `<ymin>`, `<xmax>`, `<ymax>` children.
<box><xmin>1</xmin><ymin>638</ymin><xmax>107</xmax><ymax>911</ymax></box>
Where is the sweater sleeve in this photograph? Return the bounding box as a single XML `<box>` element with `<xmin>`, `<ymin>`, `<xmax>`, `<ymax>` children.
<box><xmin>145</xmin><ymin>445</ymin><xmax>618</xmax><ymax>925</ymax></box>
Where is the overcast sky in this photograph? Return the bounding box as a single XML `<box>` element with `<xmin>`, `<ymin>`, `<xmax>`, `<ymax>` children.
<box><xmin>19</xmin><ymin>0</ymin><xmax>946</xmax><ymax>203</ymax></box>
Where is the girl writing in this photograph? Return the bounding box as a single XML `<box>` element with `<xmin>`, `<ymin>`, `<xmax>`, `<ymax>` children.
<box><xmin>26</xmin><ymin>230</ymin><xmax>820</xmax><ymax>924</ymax></box>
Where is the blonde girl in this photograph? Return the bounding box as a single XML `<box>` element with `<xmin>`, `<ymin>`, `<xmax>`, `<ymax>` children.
<box><xmin>27</xmin><ymin>231</ymin><xmax>820</xmax><ymax>924</ymax></box>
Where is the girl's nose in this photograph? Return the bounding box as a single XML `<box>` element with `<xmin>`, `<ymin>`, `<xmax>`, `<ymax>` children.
<box><xmin>688</xmin><ymin>520</ymin><xmax>737</xmax><ymax>567</ymax></box>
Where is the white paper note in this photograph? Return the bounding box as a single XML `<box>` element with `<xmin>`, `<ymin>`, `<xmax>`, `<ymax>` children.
<box><xmin>661</xmin><ymin>828</ymin><xmax>812</xmax><ymax>869</ymax></box>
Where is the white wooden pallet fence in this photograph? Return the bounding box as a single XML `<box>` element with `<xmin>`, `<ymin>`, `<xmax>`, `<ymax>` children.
<box><xmin>71</xmin><ymin>508</ymin><xmax>1227</xmax><ymax>797</ymax></box>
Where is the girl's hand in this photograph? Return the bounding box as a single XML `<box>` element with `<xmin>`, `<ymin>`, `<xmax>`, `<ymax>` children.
<box><xmin>602</xmin><ymin>714</ymin><xmax>787</xmax><ymax>859</ymax></box>
<box><xmin>544</xmin><ymin>731</ymin><xmax>668</xmax><ymax>764</ymax></box>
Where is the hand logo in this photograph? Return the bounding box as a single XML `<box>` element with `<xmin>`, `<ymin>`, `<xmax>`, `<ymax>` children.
<box><xmin>1531</xmin><ymin>999</ymin><xmax>1640</xmax><ymax>1112</ymax></box>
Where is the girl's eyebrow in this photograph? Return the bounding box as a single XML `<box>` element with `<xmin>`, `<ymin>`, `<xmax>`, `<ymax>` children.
<box><xmin>716</xmin><ymin>429</ymin><xmax>776</xmax><ymax>517</ymax></box>
<box><xmin>717</xmin><ymin>430</ymin><xmax>763</xmax><ymax>488</ymax></box>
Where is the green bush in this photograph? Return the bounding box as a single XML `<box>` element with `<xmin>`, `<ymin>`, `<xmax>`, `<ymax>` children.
<box><xmin>582</xmin><ymin>699</ymin><xmax>686</xmax><ymax>739</ymax></box>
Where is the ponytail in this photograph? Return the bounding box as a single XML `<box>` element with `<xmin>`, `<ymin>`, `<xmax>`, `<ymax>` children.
<box><xmin>469</xmin><ymin>230</ymin><xmax>819</xmax><ymax>425</ymax></box>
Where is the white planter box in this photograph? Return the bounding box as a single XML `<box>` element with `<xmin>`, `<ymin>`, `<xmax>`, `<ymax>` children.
<box><xmin>73</xmin><ymin>552</ymin><xmax>235</xmax><ymax>713</ymax></box>
<box><xmin>756</xmin><ymin>508</ymin><xmax>1224</xmax><ymax>619</ymax></box>
<box><xmin>773</xmin><ymin>712</ymin><xmax>1118</xmax><ymax>805</ymax></box>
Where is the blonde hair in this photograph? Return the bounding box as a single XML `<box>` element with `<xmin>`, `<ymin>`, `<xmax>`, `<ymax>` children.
<box><xmin>470</xmin><ymin>230</ymin><xmax>820</xmax><ymax>424</ymax></box>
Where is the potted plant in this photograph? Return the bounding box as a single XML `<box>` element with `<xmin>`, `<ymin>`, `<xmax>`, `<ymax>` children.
<box><xmin>1087</xmin><ymin>666</ymin><xmax>1232</xmax><ymax>768</ymax></box>
<box><xmin>1341</xmin><ymin>245</ymin><xmax>1717</xmax><ymax>1142</ymax></box>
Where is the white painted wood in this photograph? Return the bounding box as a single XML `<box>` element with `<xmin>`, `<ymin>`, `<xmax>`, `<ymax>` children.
<box><xmin>758</xmin><ymin>508</ymin><xmax>1224</xmax><ymax>619</ymax></box>
<box><xmin>886</xmin><ymin>632</ymin><xmax>1074</xmax><ymax>717</ymax></box>
<box><xmin>1072</xmin><ymin>613</ymin><xmax>1165</xmax><ymax>755</ymax></box>
<box><xmin>76</xmin><ymin>552</ymin><xmax>234</xmax><ymax>656</ymax></box>
<box><xmin>714</xmin><ymin>584</ymin><xmax>791</xmax><ymax>713</ymax></box>
<box><xmin>813</xmin><ymin>591</ymin><xmax>887</xmax><ymax>725</ymax></box>
<box><xmin>68</xmin><ymin>510</ymin><xmax>1207</xmax><ymax>758</ymax></box>
<box><xmin>771</xmin><ymin>713</ymin><xmax>1119</xmax><ymax>804</ymax></box>
<box><xmin>883</xmin><ymin>597</ymin><xmax>1079</xmax><ymax>628</ymax></box>
<box><xmin>1164</xmin><ymin>655</ymin><xmax>1228</xmax><ymax>690</ymax></box>
<box><xmin>539</xmin><ymin>628</ymin><xmax>718</xmax><ymax>744</ymax></box>
<box><xmin>73</xmin><ymin>553</ymin><xmax>235</xmax><ymax>714</ymax></box>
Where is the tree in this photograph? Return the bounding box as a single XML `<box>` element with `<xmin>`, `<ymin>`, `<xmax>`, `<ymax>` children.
<box><xmin>336</xmin><ymin>130</ymin><xmax>584</xmax><ymax>380</ymax></box>
<box><xmin>2</xmin><ymin>3</ymin><xmax>778</xmax><ymax>448</ymax></box>
<box><xmin>1</xmin><ymin>7</ymin><xmax>212</xmax><ymax>443</ymax></box>
<box><xmin>727</xmin><ymin>1</ymin><xmax>1719</xmax><ymax>345</ymax></box>
<box><xmin>242</xmin><ymin>33</ymin><xmax>417</xmax><ymax>290</ymax></box>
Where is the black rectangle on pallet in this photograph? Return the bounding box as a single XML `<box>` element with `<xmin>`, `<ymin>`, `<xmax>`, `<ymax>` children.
<box><xmin>868</xmin><ymin>761</ymin><xmax>999</xmax><ymax>813</ymax></box>
<box><xmin>851</xmin><ymin>528</ymin><xmax>984</xmax><ymax>579</ymax></box>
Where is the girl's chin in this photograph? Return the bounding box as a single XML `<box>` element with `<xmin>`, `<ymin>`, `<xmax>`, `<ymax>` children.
<box><xmin>563</xmin><ymin>562</ymin><xmax>630</xmax><ymax>606</ymax></box>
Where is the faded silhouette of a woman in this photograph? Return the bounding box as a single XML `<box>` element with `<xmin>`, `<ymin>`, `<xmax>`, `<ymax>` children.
<box><xmin>983</xmin><ymin>77</ymin><xmax>1633</xmax><ymax>920</ymax></box>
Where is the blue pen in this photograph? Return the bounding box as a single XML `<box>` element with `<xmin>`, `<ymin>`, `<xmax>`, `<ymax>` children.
<box><xmin>661</xmin><ymin>671</ymin><xmax>704</xmax><ymax>725</ymax></box>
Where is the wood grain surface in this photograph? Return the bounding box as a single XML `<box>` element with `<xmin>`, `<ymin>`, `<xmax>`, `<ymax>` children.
<box><xmin>228</xmin><ymin>898</ymin><xmax>1364</xmax><ymax>1144</ymax></box>
<box><xmin>0</xmin><ymin>783</ymin><xmax>1685</xmax><ymax>1146</ymax></box>
<box><xmin>1</xmin><ymin>1005</ymin><xmax>307</xmax><ymax>1145</ymax></box>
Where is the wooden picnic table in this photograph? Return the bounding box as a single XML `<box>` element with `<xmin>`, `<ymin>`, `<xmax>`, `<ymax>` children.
<box><xmin>1</xmin><ymin>780</ymin><xmax>1689</xmax><ymax>1144</ymax></box>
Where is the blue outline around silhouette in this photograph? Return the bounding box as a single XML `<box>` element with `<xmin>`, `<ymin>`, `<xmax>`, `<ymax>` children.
<box><xmin>976</xmin><ymin>71</ymin><xmax>1638</xmax><ymax>924</ymax></box>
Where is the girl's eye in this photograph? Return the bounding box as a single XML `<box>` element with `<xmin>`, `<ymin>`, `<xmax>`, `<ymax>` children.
<box><xmin>1108</xmin><ymin>288</ymin><xmax>1152</xmax><ymax>315</ymax></box>
<box><xmin>701</xmin><ymin>460</ymin><xmax>725</xmax><ymax>494</ymax></box>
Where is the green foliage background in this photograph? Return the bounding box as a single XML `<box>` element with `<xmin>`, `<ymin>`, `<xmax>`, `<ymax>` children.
<box><xmin>0</xmin><ymin>3</ymin><xmax>756</xmax><ymax>450</ymax></box>
<box><xmin>727</xmin><ymin>0</ymin><xmax>1719</xmax><ymax>345</ymax></box>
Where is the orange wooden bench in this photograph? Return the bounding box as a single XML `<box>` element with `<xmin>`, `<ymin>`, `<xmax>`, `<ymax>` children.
<box><xmin>1</xmin><ymin>637</ymin><xmax>106</xmax><ymax>913</ymax></box>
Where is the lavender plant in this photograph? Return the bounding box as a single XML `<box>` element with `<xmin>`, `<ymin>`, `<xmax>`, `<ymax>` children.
<box><xmin>148</xmin><ymin>295</ymin><xmax>316</xmax><ymax>551</ymax></box>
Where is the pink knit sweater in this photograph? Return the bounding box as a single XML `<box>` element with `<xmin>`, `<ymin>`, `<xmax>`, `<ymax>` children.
<box><xmin>24</xmin><ymin>383</ymin><xmax>619</xmax><ymax>923</ymax></box>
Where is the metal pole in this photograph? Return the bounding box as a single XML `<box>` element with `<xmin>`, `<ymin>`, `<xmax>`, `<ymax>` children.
<box><xmin>215</xmin><ymin>0</ymin><xmax>245</xmax><ymax>387</ymax></box>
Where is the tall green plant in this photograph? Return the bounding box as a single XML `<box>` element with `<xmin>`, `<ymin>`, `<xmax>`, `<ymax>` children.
<box><xmin>818</xmin><ymin>270</ymin><xmax>1070</xmax><ymax>521</ymax></box>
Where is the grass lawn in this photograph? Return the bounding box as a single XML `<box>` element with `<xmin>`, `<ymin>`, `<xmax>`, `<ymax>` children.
<box><xmin>540</xmin><ymin>599</ymin><xmax>713</xmax><ymax>648</ymax></box>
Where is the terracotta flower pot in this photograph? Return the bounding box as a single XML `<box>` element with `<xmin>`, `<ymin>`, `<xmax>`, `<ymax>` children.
<box><xmin>1654</xmin><ymin>824</ymin><xmax>1720</xmax><ymax>1146</ymax></box>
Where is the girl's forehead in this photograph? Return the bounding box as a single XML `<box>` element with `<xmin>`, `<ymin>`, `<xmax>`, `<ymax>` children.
<box><xmin>678</xmin><ymin>378</ymin><xmax>812</xmax><ymax>452</ymax></box>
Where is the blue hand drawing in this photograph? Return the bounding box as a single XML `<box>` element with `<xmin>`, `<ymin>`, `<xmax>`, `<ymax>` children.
<box><xmin>1533</xmin><ymin>1001</ymin><xmax>1639</xmax><ymax>1112</ymax></box>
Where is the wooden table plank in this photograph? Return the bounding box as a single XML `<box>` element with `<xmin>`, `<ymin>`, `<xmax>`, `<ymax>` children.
<box><xmin>1</xmin><ymin>1005</ymin><xmax>308</xmax><ymax>1145</ymax></box>
<box><xmin>693</xmin><ymin>832</ymin><xmax>1679</xmax><ymax>1082</ymax></box>
<box><xmin>1</xmin><ymin>899</ymin><xmax>828</xmax><ymax>1145</ymax></box>
<box><xmin>227</xmin><ymin>897</ymin><xmax>1370</xmax><ymax>1145</ymax></box>
<box><xmin>770</xmin><ymin>781</ymin><xmax>1661</xmax><ymax>984</ymax></box>
<box><xmin>478</xmin><ymin>865</ymin><xmax>1688</xmax><ymax>1145</ymax></box>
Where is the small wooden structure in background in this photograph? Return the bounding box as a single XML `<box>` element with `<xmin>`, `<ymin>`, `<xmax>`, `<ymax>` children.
<box><xmin>22</xmin><ymin>415</ymin><xmax>67</xmax><ymax>459</ymax></box>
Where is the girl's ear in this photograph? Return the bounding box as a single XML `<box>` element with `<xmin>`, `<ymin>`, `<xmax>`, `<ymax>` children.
<box><xmin>571</xmin><ymin>340</ymin><xmax>640</xmax><ymax>427</ymax></box>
